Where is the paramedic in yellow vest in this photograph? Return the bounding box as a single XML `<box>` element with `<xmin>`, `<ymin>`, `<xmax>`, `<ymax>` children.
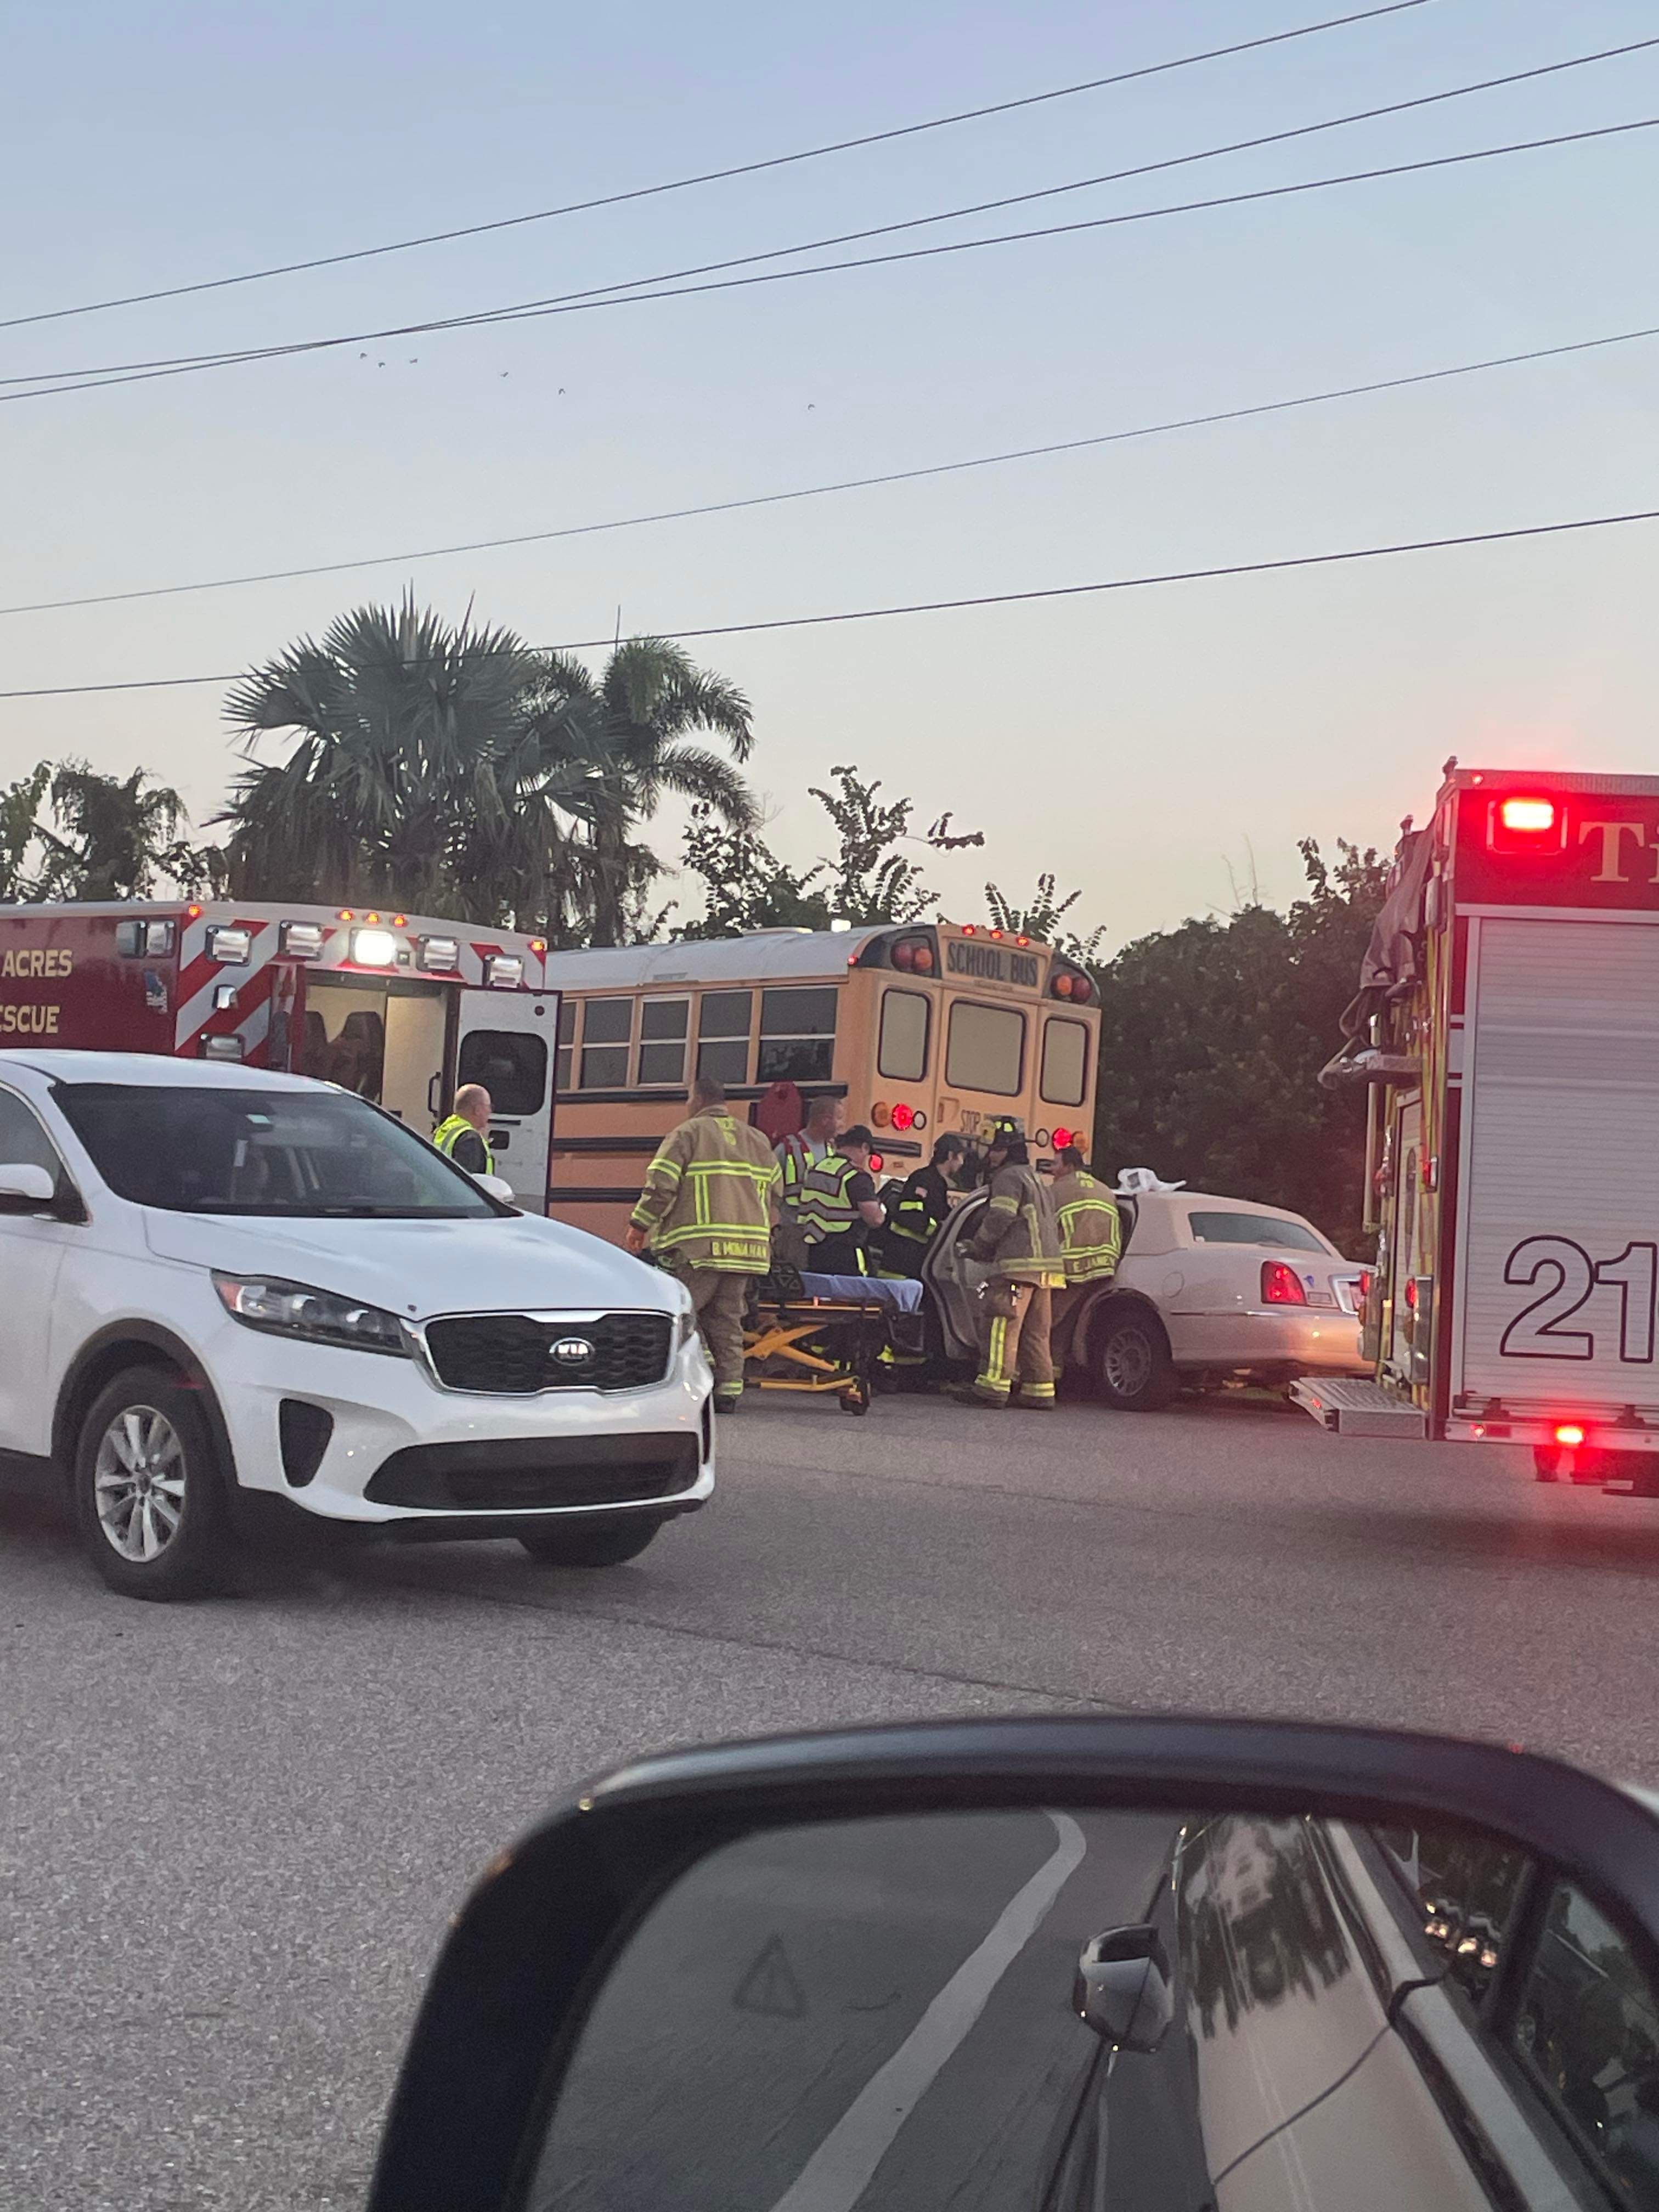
<box><xmin>1049</xmin><ymin>1143</ymin><xmax>1122</xmax><ymax>1332</ymax></box>
<box><xmin>795</xmin><ymin>1126</ymin><xmax>885</xmax><ymax>1276</ymax></box>
<box><xmin>946</xmin><ymin>1116</ymin><xmax>1064</xmax><ymax>1410</ymax></box>
<box><xmin>432</xmin><ymin>1085</ymin><xmax>493</xmax><ymax>1176</ymax></box>
<box><xmin>777</xmin><ymin>1092</ymin><xmax>844</xmax><ymax>1226</ymax></box>
<box><xmin>625</xmin><ymin>1074</ymin><xmax>780</xmax><ymax>1413</ymax></box>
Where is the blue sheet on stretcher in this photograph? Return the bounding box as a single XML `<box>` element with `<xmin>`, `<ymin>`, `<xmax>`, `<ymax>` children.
<box><xmin>795</xmin><ymin>1273</ymin><xmax>924</xmax><ymax>1312</ymax></box>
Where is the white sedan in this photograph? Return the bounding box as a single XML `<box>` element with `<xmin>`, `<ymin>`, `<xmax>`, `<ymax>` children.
<box><xmin>928</xmin><ymin>1185</ymin><xmax>1367</xmax><ymax>1410</ymax></box>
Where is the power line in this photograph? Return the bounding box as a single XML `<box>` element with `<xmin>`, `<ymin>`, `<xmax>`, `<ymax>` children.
<box><xmin>3</xmin><ymin>504</ymin><xmax>1654</xmax><ymax>701</ymax></box>
<box><xmin>6</xmin><ymin>317</ymin><xmax>1656</xmax><ymax>619</ymax></box>
<box><xmin>11</xmin><ymin>114</ymin><xmax>1657</xmax><ymax>408</ymax></box>
<box><xmin>0</xmin><ymin>1</ymin><xmax>1434</xmax><ymax>334</ymax></box>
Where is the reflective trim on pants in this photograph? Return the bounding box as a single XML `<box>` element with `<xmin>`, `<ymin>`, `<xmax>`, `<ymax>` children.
<box><xmin>975</xmin><ymin>1280</ymin><xmax>1054</xmax><ymax>1399</ymax></box>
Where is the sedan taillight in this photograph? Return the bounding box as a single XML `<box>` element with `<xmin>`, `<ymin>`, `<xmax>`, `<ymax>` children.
<box><xmin>1261</xmin><ymin>1261</ymin><xmax>1308</xmax><ymax>1305</ymax></box>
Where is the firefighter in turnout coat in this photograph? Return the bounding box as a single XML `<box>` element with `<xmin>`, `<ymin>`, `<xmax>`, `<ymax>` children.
<box><xmin>946</xmin><ymin>1117</ymin><xmax>1064</xmax><ymax>1410</ymax></box>
<box><xmin>626</xmin><ymin>1075</ymin><xmax>780</xmax><ymax>1412</ymax></box>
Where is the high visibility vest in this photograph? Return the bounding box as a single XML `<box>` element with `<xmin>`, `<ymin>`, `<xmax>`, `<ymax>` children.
<box><xmin>631</xmin><ymin>1108</ymin><xmax>780</xmax><ymax>1273</ymax></box>
<box><xmin>432</xmin><ymin>1115</ymin><xmax>494</xmax><ymax>1175</ymax></box>
<box><xmin>1052</xmin><ymin>1170</ymin><xmax>1122</xmax><ymax>1283</ymax></box>
<box><xmin>777</xmin><ymin>1133</ymin><xmax>832</xmax><ymax>1215</ymax></box>
<box><xmin>796</xmin><ymin>1152</ymin><xmax>868</xmax><ymax>1261</ymax></box>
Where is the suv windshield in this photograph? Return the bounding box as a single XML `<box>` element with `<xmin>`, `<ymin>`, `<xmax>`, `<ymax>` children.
<box><xmin>52</xmin><ymin>1083</ymin><xmax>499</xmax><ymax>1218</ymax></box>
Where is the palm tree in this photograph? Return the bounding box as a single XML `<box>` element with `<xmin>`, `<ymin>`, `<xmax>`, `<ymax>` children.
<box><xmin>523</xmin><ymin>639</ymin><xmax>755</xmax><ymax>946</ymax></box>
<box><xmin>221</xmin><ymin>596</ymin><xmax>547</xmax><ymax>912</ymax></box>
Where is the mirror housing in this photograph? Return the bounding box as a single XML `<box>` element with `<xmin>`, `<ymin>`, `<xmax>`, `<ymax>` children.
<box><xmin>473</xmin><ymin>1172</ymin><xmax>516</xmax><ymax>1205</ymax></box>
<box><xmin>1074</xmin><ymin>1922</ymin><xmax>1173</xmax><ymax>2051</ymax></box>
<box><xmin>0</xmin><ymin>1161</ymin><xmax>57</xmax><ymax>1212</ymax></box>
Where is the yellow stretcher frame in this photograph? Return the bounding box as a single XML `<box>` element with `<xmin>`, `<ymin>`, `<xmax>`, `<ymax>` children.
<box><xmin>742</xmin><ymin>1297</ymin><xmax>881</xmax><ymax>1414</ymax></box>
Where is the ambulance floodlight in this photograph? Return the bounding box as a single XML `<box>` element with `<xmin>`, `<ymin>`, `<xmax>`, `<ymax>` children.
<box><xmin>207</xmin><ymin>926</ymin><xmax>251</xmax><ymax>966</ymax></box>
<box><xmin>351</xmin><ymin>927</ymin><xmax>398</xmax><ymax>968</ymax></box>
<box><xmin>418</xmin><ymin>936</ymin><xmax>460</xmax><ymax>974</ymax></box>
<box><xmin>280</xmin><ymin>922</ymin><xmax>325</xmax><ymax>958</ymax></box>
<box><xmin>486</xmin><ymin>955</ymin><xmax>524</xmax><ymax>989</ymax></box>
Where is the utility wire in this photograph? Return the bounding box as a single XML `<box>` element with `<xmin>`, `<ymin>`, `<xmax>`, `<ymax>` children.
<box><xmin>3</xmin><ymin>504</ymin><xmax>1654</xmax><ymax>701</ymax></box>
<box><xmin>0</xmin><ymin>1</ymin><xmax>1434</xmax><ymax>333</ymax></box>
<box><xmin>5</xmin><ymin>317</ymin><xmax>1656</xmax><ymax>619</ymax></box>
<box><xmin>9</xmin><ymin>114</ymin><xmax>1657</xmax><ymax>408</ymax></box>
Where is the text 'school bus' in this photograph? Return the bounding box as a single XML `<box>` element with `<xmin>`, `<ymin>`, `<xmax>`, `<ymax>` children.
<box><xmin>538</xmin><ymin>922</ymin><xmax>1101</xmax><ymax>1245</ymax></box>
<box><xmin>1293</xmin><ymin>766</ymin><xmax>1659</xmax><ymax>1487</ymax></box>
<box><xmin>0</xmin><ymin>900</ymin><xmax>558</xmax><ymax>1214</ymax></box>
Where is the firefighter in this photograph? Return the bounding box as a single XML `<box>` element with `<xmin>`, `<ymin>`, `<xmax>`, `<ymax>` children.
<box><xmin>1049</xmin><ymin>1142</ymin><xmax>1122</xmax><ymax>1332</ymax></box>
<box><xmin>795</xmin><ymin>1125</ymin><xmax>885</xmax><ymax>1276</ymax></box>
<box><xmin>946</xmin><ymin>1115</ymin><xmax>1064</xmax><ymax>1410</ymax></box>
<box><xmin>432</xmin><ymin>1085</ymin><xmax>494</xmax><ymax>1175</ymax></box>
<box><xmin>624</xmin><ymin>1074</ymin><xmax>780</xmax><ymax>1414</ymax></box>
<box><xmin>878</xmin><ymin>1133</ymin><xmax>966</xmax><ymax>1278</ymax></box>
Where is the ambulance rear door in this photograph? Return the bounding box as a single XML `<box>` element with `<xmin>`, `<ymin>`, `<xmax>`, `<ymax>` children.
<box><xmin>454</xmin><ymin>990</ymin><xmax>560</xmax><ymax>1214</ymax></box>
<box><xmin>1451</xmin><ymin>913</ymin><xmax>1659</xmax><ymax>1419</ymax></box>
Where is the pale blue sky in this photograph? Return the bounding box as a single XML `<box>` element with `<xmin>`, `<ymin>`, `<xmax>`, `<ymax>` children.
<box><xmin>3</xmin><ymin>0</ymin><xmax>1655</xmax><ymax>942</ymax></box>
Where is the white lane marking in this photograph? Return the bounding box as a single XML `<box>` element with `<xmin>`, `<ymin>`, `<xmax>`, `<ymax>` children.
<box><xmin>769</xmin><ymin>1811</ymin><xmax>1087</xmax><ymax>2212</ymax></box>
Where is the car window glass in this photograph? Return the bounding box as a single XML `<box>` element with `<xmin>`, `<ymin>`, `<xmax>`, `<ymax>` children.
<box><xmin>1514</xmin><ymin>1881</ymin><xmax>1659</xmax><ymax>2203</ymax></box>
<box><xmin>1187</xmin><ymin>1210</ymin><xmax>1327</xmax><ymax>1254</ymax></box>
<box><xmin>53</xmin><ymin>1084</ymin><xmax>496</xmax><ymax>1217</ymax></box>
<box><xmin>458</xmin><ymin>1029</ymin><xmax>546</xmax><ymax>1115</ymax></box>
<box><xmin>0</xmin><ymin>1086</ymin><xmax>66</xmax><ymax>1181</ymax></box>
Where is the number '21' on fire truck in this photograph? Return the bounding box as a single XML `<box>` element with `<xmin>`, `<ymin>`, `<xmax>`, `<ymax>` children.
<box><xmin>0</xmin><ymin>900</ymin><xmax>560</xmax><ymax>1214</ymax></box>
<box><xmin>1293</xmin><ymin>764</ymin><xmax>1659</xmax><ymax>1493</ymax></box>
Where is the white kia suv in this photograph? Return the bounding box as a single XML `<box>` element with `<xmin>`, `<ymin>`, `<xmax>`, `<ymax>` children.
<box><xmin>0</xmin><ymin>1052</ymin><xmax>713</xmax><ymax>1600</ymax></box>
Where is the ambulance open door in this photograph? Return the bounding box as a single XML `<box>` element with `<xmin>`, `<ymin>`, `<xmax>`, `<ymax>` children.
<box><xmin>454</xmin><ymin>990</ymin><xmax>561</xmax><ymax>1215</ymax></box>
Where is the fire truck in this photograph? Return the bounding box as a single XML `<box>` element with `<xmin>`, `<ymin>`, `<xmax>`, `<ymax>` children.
<box><xmin>1292</xmin><ymin>764</ymin><xmax>1659</xmax><ymax>1492</ymax></box>
<box><xmin>0</xmin><ymin>900</ymin><xmax>559</xmax><ymax>1213</ymax></box>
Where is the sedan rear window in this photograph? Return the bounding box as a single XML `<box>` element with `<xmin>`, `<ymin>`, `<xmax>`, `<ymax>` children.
<box><xmin>53</xmin><ymin>1084</ymin><xmax>499</xmax><ymax>1217</ymax></box>
<box><xmin>1187</xmin><ymin>1209</ymin><xmax>1327</xmax><ymax>1253</ymax></box>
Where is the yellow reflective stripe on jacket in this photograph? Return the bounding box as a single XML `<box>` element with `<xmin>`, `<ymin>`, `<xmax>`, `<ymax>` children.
<box><xmin>631</xmin><ymin>1108</ymin><xmax>778</xmax><ymax>1269</ymax></box>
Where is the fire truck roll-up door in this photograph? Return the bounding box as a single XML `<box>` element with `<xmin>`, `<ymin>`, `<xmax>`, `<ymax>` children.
<box><xmin>455</xmin><ymin>989</ymin><xmax>560</xmax><ymax>1215</ymax></box>
<box><xmin>1454</xmin><ymin>915</ymin><xmax>1659</xmax><ymax>1423</ymax></box>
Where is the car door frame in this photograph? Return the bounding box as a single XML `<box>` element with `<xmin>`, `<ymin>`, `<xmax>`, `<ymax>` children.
<box><xmin>0</xmin><ymin>1079</ymin><xmax>87</xmax><ymax>1459</ymax></box>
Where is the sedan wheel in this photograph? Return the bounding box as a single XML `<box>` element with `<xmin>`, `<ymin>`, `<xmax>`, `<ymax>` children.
<box><xmin>73</xmin><ymin>1367</ymin><xmax>231</xmax><ymax>1601</ymax></box>
<box><xmin>1094</xmin><ymin>1310</ymin><xmax>1178</xmax><ymax>1412</ymax></box>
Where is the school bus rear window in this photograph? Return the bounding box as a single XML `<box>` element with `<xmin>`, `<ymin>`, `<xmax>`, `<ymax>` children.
<box><xmin>945</xmin><ymin>1001</ymin><xmax>1024</xmax><ymax>1096</ymax></box>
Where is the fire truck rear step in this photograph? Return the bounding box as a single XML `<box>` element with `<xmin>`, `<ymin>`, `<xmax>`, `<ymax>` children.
<box><xmin>1290</xmin><ymin>1376</ymin><xmax>1426</xmax><ymax>1438</ymax></box>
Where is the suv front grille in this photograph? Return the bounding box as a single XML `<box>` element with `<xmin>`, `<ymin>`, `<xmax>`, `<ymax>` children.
<box><xmin>422</xmin><ymin>1311</ymin><xmax>674</xmax><ymax>1395</ymax></box>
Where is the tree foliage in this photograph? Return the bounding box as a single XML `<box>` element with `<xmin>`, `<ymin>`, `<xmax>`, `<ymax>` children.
<box><xmin>678</xmin><ymin>764</ymin><xmax>984</xmax><ymax>936</ymax></box>
<box><xmin>986</xmin><ymin>872</ymin><xmax>1105</xmax><ymax>964</ymax></box>
<box><xmin>219</xmin><ymin>599</ymin><xmax>754</xmax><ymax>946</ymax></box>
<box><xmin>1092</xmin><ymin>839</ymin><xmax>1388</xmax><ymax>1252</ymax></box>
<box><xmin>0</xmin><ymin>760</ymin><xmax>223</xmax><ymax>902</ymax></box>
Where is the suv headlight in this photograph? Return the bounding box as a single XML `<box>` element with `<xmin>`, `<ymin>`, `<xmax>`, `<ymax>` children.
<box><xmin>212</xmin><ymin>1272</ymin><xmax>410</xmax><ymax>1357</ymax></box>
<box><xmin>674</xmin><ymin>1296</ymin><xmax>698</xmax><ymax>1350</ymax></box>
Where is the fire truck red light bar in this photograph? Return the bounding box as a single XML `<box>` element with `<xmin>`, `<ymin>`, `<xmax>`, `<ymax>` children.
<box><xmin>1499</xmin><ymin>797</ymin><xmax>1557</xmax><ymax>832</ymax></box>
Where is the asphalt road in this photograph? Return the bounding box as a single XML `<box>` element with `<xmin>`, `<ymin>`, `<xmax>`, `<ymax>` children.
<box><xmin>5</xmin><ymin>1391</ymin><xmax>1659</xmax><ymax>2210</ymax></box>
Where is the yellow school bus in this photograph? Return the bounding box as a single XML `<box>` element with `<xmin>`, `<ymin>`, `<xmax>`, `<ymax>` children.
<box><xmin>540</xmin><ymin>922</ymin><xmax>1101</xmax><ymax>1243</ymax></box>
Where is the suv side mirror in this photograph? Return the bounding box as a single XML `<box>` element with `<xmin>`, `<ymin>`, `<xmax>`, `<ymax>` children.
<box><xmin>0</xmin><ymin>1161</ymin><xmax>57</xmax><ymax>1212</ymax></box>
<box><xmin>1074</xmin><ymin>1922</ymin><xmax>1173</xmax><ymax>2050</ymax></box>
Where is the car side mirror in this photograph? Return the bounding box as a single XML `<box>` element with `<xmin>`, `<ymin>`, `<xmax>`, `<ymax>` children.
<box><xmin>367</xmin><ymin>1718</ymin><xmax>1659</xmax><ymax>2212</ymax></box>
<box><xmin>1073</xmin><ymin>1921</ymin><xmax>1173</xmax><ymax>2051</ymax></box>
<box><xmin>472</xmin><ymin>1172</ymin><xmax>516</xmax><ymax>1204</ymax></box>
<box><xmin>0</xmin><ymin>1161</ymin><xmax>57</xmax><ymax>1212</ymax></box>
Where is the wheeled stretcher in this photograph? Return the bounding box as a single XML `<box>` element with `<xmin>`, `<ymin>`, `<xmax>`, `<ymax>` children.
<box><xmin>742</xmin><ymin>1273</ymin><xmax>925</xmax><ymax>1413</ymax></box>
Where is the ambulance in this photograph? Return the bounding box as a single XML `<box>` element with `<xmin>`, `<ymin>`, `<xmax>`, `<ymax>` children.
<box><xmin>1292</xmin><ymin>764</ymin><xmax>1659</xmax><ymax>1492</ymax></box>
<box><xmin>0</xmin><ymin>900</ymin><xmax>559</xmax><ymax>1214</ymax></box>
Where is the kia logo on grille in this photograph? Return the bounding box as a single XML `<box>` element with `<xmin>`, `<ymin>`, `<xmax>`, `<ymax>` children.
<box><xmin>550</xmin><ymin>1335</ymin><xmax>595</xmax><ymax>1366</ymax></box>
